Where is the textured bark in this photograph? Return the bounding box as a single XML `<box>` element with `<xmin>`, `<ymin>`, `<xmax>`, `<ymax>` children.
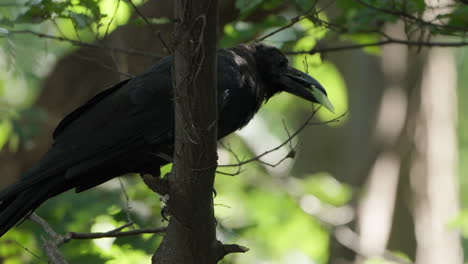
<box><xmin>152</xmin><ymin>1</ymin><xmax>221</xmax><ymax>263</ymax></box>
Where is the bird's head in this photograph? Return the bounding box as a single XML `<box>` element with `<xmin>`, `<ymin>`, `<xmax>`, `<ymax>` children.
<box><xmin>252</xmin><ymin>44</ymin><xmax>334</xmax><ymax>112</ymax></box>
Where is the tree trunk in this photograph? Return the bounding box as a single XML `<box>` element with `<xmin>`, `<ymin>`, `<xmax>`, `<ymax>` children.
<box><xmin>152</xmin><ymin>1</ymin><xmax>222</xmax><ymax>263</ymax></box>
<box><xmin>409</xmin><ymin>47</ymin><xmax>462</xmax><ymax>264</ymax></box>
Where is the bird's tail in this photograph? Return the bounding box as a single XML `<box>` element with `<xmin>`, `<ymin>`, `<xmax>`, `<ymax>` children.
<box><xmin>0</xmin><ymin>176</ymin><xmax>64</xmax><ymax>237</ymax></box>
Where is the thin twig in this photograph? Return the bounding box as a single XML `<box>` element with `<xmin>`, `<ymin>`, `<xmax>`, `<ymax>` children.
<box><xmin>354</xmin><ymin>0</ymin><xmax>467</xmax><ymax>32</ymax></box>
<box><xmin>126</xmin><ymin>0</ymin><xmax>172</xmax><ymax>53</ymax></box>
<box><xmin>256</xmin><ymin>16</ymin><xmax>306</xmax><ymax>42</ymax></box>
<box><xmin>286</xmin><ymin>37</ymin><xmax>468</xmax><ymax>55</ymax></box>
<box><xmin>62</xmin><ymin>226</ymin><xmax>166</xmax><ymax>241</ymax></box>
<box><xmin>13</xmin><ymin>240</ymin><xmax>48</xmax><ymax>263</ymax></box>
<box><xmin>29</xmin><ymin>213</ymin><xmax>61</xmax><ymax>241</ymax></box>
<box><xmin>127</xmin><ymin>0</ymin><xmax>153</xmax><ymax>27</ymax></box>
<box><xmin>256</xmin><ymin>0</ymin><xmax>322</xmax><ymax>42</ymax></box>
<box><xmin>29</xmin><ymin>214</ymin><xmax>68</xmax><ymax>264</ymax></box>
<box><xmin>219</xmin><ymin>111</ymin><xmax>346</xmax><ymax>168</ymax></box>
<box><xmin>118</xmin><ymin>177</ymin><xmax>135</xmax><ymax>226</ymax></box>
<box><xmin>216</xmin><ymin>142</ymin><xmax>244</xmax><ymax>175</ymax></box>
<box><xmin>40</xmin><ymin>236</ymin><xmax>68</xmax><ymax>264</ymax></box>
<box><xmin>71</xmin><ymin>53</ymin><xmax>134</xmax><ymax>77</ymax></box>
<box><xmin>29</xmin><ymin>213</ymin><xmax>166</xmax><ymax>248</ymax></box>
<box><xmin>104</xmin><ymin>0</ymin><xmax>122</xmax><ymax>38</ymax></box>
<box><xmin>4</xmin><ymin>29</ymin><xmax>163</xmax><ymax>59</ymax></box>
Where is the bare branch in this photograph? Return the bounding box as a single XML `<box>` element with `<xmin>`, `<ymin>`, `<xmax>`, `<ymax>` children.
<box><xmin>62</xmin><ymin>226</ymin><xmax>166</xmax><ymax>241</ymax></box>
<box><xmin>13</xmin><ymin>240</ymin><xmax>49</xmax><ymax>263</ymax></box>
<box><xmin>40</xmin><ymin>236</ymin><xmax>68</xmax><ymax>264</ymax></box>
<box><xmin>218</xmin><ymin>110</ymin><xmax>346</xmax><ymax>169</ymax></box>
<box><xmin>29</xmin><ymin>213</ymin><xmax>61</xmax><ymax>241</ymax></box>
<box><xmin>4</xmin><ymin>29</ymin><xmax>164</xmax><ymax>59</ymax></box>
<box><xmin>29</xmin><ymin>213</ymin><xmax>68</xmax><ymax>264</ymax></box>
<box><xmin>354</xmin><ymin>0</ymin><xmax>467</xmax><ymax>33</ymax></box>
<box><xmin>286</xmin><ymin>37</ymin><xmax>468</xmax><ymax>55</ymax></box>
<box><xmin>126</xmin><ymin>0</ymin><xmax>153</xmax><ymax>27</ymax></box>
<box><xmin>30</xmin><ymin>213</ymin><xmax>166</xmax><ymax>249</ymax></box>
<box><xmin>104</xmin><ymin>0</ymin><xmax>122</xmax><ymax>38</ymax></box>
<box><xmin>126</xmin><ymin>0</ymin><xmax>173</xmax><ymax>53</ymax></box>
<box><xmin>256</xmin><ymin>15</ymin><xmax>307</xmax><ymax>42</ymax></box>
<box><xmin>256</xmin><ymin>0</ymin><xmax>323</xmax><ymax>42</ymax></box>
<box><xmin>70</xmin><ymin>53</ymin><xmax>134</xmax><ymax>78</ymax></box>
<box><xmin>217</xmin><ymin>242</ymin><xmax>249</xmax><ymax>260</ymax></box>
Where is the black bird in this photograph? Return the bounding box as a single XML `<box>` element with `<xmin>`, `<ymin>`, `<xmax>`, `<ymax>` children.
<box><xmin>0</xmin><ymin>43</ymin><xmax>332</xmax><ymax>237</ymax></box>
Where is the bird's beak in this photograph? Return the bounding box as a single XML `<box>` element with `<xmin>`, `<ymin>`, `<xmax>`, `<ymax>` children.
<box><xmin>281</xmin><ymin>67</ymin><xmax>334</xmax><ymax>113</ymax></box>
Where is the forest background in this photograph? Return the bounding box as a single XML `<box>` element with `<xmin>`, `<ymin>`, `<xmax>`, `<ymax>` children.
<box><xmin>1</xmin><ymin>0</ymin><xmax>468</xmax><ymax>263</ymax></box>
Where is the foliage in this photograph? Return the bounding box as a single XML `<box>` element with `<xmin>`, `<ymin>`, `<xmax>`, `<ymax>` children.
<box><xmin>0</xmin><ymin>0</ymin><xmax>468</xmax><ymax>263</ymax></box>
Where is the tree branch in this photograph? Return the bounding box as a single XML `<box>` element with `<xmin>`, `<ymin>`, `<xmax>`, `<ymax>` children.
<box><xmin>218</xmin><ymin>110</ymin><xmax>346</xmax><ymax>170</ymax></box>
<box><xmin>29</xmin><ymin>212</ymin><xmax>165</xmax><ymax>263</ymax></box>
<box><xmin>62</xmin><ymin>226</ymin><xmax>166</xmax><ymax>241</ymax></box>
<box><xmin>286</xmin><ymin>37</ymin><xmax>468</xmax><ymax>55</ymax></box>
<box><xmin>4</xmin><ymin>29</ymin><xmax>164</xmax><ymax>59</ymax></box>
<box><xmin>152</xmin><ymin>1</ymin><xmax>236</xmax><ymax>263</ymax></box>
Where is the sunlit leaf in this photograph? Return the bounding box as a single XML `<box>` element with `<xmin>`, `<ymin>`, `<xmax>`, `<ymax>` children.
<box><xmin>69</xmin><ymin>11</ymin><xmax>93</xmax><ymax>29</ymax></box>
<box><xmin>303</xmin><ymin>172</ymin><xmax>352</xmax><ymax>206</ymax></box>
<box><xmin>344</xmin><ymin>33</ymin><xmax>381</xmax><ymax>55</ymax></box>
<box><xmin>0</xmin><ymin>120</ymin><xmax>13</xmax><ymax>150</ymax></box>
<box><xmin>220</xmin><ymin>15</ymin><xmax>288</xmax><ymax>47</ymax></box>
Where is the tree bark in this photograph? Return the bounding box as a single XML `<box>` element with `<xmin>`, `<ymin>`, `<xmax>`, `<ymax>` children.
<box><xmin>152</xmin><ymin>1</ymin><xmax>224</xmax><ymax>263</ymax></box>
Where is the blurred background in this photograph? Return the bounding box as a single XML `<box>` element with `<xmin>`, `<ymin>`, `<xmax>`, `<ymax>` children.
<box><xmin>0</xmin><ymin>0</ymin><xmax>467</xmax><ymax>263</ymax></box>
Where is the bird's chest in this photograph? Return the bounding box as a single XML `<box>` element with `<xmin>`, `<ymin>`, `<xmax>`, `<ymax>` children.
<box><xmin>218</xmin><ymin>85</ymin><xmax>264</xmax><ymax>138</ymax></box>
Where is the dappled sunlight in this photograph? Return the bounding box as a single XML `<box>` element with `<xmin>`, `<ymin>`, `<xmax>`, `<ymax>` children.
<box><xmin>236</xmin><ymin>113</ymin><xmax>294</xmax><ymax>176</ymax></box>
<box><xmin>90</xmin><ymin>219</ymin><xmax>116</xmax><ymax>252</ymax></box>
<box><xmin>1</xmin><ymin>0</ymin><xmax>468</xmax><ymax>263</ymax></box>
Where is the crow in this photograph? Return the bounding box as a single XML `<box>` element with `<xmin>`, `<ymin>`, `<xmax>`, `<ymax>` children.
<box><xmin>0</xmin><ymin>43</ymin><xmax>333</xmax><ymax>237</ymax></box>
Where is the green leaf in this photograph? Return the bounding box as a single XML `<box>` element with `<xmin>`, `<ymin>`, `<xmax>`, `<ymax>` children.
<box><xmin>235</xmin><ymin>0</ymin><xmax>264</xmax><ymax>16</ymax></box>
<box><xmin>79</xmin><ymin>0</ymin><xmax>101</xmax><ymax>19</ymax></box>
<box><xmin>17</xmin><ymin>0</ymin><xmax>69</xmax><ymax>23</ymax></box>
<box><xmin>219</xmin><ymin>15</ymin><xmax>287</xmax><ymax>48</ymax></box>
<box><xmin>448</xmin><ymin>6</ymin><xmax>468</xmax><ymax>28</ymax></box>
<box><xmin>303</xmin><ymin>173</ymin><xmax>352</xmax><ymax>206</ymax></box>
<box><xmin>407</xmin><ymin>0</ymin><xmax>426</xmax><ymax>13</ymax></box>
<box><xmin>295</xmin><ymin>0</ymin><xmax>316</xmax><ymax>12</ymax></box>
<box><xmin>69</xmin><ymin>11</ymin><xmax>93</xmax><ymax>28</ymax></box>
<box><xmin>0</xmin><ymin>120</ymin><xmax>13</xmax><ymax>150</ymax></box>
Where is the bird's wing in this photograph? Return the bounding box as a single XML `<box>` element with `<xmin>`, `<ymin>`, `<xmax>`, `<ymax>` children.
<box><xmin>52</xmin><ymin>78</ymin><xmax>130</xmax><ymax>139</ymax></box>
<box><xmin>14</xmin><ymin>59</ymin><xmax>174</xmax><ymax>192</ymax></box>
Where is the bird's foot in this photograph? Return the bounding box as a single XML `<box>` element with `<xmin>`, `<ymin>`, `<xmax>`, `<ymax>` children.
<box><xmin>140</xmin><ymin>173</ymin><xmax>170</xmax><ymax>196</ymax></box>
